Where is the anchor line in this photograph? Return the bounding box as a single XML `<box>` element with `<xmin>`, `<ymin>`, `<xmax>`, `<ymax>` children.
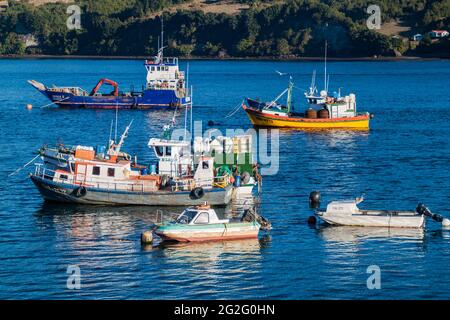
<box><xmin>8</xmin><ymin>154</ymin><xmax>40</xmax><ymax>177</ymax></box>
<box><xmin>39</xmin><ymin>97</ymin><xmax>70</xmax><ymax>108</ymax></box>
<box><xmin>225</xmin><ymin>100</ymin><xmax>244</xmax><ymax>118</ymax></box>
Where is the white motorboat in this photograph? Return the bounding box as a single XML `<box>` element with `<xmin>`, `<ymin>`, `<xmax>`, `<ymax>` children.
<box><xmin>315</xmin><ymin>198</ymin><xmax>426</xmax><ymax>228</ymax></box>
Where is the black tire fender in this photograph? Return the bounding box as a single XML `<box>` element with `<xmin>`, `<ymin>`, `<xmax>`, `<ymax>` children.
<box><xmin>74</xmin><ymin>186</ymin><xmax>87</xmax><ymax>197</ymax></box>
<box><xmin>189</xmin><ymin>187</ymin><xmax>205</xmax><ymax>200</ymax></box>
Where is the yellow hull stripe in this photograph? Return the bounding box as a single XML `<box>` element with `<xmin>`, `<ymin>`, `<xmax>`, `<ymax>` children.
<box><xmin>244</xmin><ymin>108</ymin><xmax>370</xmax><ymax>129</ymax></box>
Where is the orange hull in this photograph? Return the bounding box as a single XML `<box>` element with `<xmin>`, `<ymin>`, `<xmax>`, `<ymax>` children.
<box><xmin>243</xmin><ymin>105</ymin><xmax>370</xmax><ymax>129</ymax></box>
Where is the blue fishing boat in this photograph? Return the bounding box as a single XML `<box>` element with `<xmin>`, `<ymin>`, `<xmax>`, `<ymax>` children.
<box><xmin>28</xmin><ymin>25</ymin><xmax>191</xmax><ymax>109</ymax></box>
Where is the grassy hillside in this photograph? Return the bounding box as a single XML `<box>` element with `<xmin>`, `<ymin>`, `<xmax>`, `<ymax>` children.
<box><xmin>0</xmin><ymin>0</ymin><xmax>448</xmax><ymax>58</ymax></box>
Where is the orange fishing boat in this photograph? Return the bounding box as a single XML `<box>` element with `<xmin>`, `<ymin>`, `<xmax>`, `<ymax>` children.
<box><xmin>242</xmin><ymin>78</ymin><xmax>371</xmax><ymax>130</ymax></box>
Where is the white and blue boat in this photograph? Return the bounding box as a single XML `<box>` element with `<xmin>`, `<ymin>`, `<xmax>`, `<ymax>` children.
<box><xmin>28</xmin><ymin>26</ymin><xmax>191</xmax><ymax>110</ymax></box>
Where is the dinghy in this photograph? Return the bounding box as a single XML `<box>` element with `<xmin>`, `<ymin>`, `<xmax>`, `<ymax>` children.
<box><xmin>315</xmin><ymin>197</ymin><xmax>450</xmax><ymax>228</ymax></box>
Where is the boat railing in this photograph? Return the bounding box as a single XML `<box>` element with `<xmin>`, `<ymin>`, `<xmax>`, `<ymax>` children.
<box><xmin>34</xmin><ymin>165</ymin><xmax>158</xmax><ymax>193</ymax></box>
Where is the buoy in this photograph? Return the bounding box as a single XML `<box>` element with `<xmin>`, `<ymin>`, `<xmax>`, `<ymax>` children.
<box><xmin>141</xmin><ymin>231</ymin><xmax>153</xmax><ymax>244</ymax></box>
<box><xmin>307</xmin><ymin>216</ymin><xmax>317</xmax><ymax>224</ymax></box>
<box><xmin>370</xmin><ymin>113</ymin><xmax>375</xmax><ymax>119</ymax></box>
<box><xmin>26</xmin><ymin>104</ymin><xmax>33</xmax><ymax>110</ymax></box>
<box><xmin>309</xmin><ymin>191</ymin><xmax>321</xmax><ymax>209</ymax></box>
<box><xmin>442</xmin><ymin>218</ymin><xmax>450</xmax><ymax>228</ymax></box>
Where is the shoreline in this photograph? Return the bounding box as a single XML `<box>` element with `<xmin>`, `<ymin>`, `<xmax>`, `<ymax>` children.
<box><xmin>0</xmin><ymin>54</ymin><xmax>447</xmax><ymax>61</ymax></box>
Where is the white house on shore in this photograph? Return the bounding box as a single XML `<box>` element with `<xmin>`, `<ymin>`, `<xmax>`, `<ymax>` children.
<box><xmin>429</xmin><ymin>30</ymin><xmax>449</xmax><ymax>39</ymax></box>
<box><xmin>0</xmin><ymin>0</ymin><xmax>8</xmax><ymax>12</ymax></box>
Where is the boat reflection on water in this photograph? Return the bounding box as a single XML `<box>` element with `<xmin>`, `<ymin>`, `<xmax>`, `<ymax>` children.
<box><xmin>316</xmin><ymin>225</ymin><xmax>425</xmax><ymax>243</ymax></box>
<box><xmin>33</xmin><ymin>192</ymin><xmax>263</xmax><ymax>244</ymax></box>
<box><xmin>146</xmin><ymin>234</ymin><xmax>271</xmax><ymax>254</ymax></box>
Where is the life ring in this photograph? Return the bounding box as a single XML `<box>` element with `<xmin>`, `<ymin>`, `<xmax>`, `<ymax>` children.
<box><xmin>189</xmin><ymin>187</ymin><xmax>205</xmax><ymax>200</ymax></box>
<box><xmin>74</xmin><ymin>186</ymin><xmax>87</xmax><ymax>197</ymax></box>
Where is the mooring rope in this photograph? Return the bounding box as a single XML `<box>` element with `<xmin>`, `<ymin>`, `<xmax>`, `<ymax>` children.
<box><xmin>39</xmin><ymin>97</ymin><xmax>70</xmax><ymax>108</ymax></box>
<box><xmin>225</xmin><ymin>99</ymin><xmax>244</xmax><ymax>118</ymax></box>
<box><xmin>8</xmin><ymin>154</ymin><xmax>40</xmax><ymax>177</ymax></box>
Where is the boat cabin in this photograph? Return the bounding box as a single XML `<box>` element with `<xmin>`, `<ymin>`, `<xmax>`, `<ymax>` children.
<box><xmin>144</xmin><ymin>39</ymin><xmax>186</xmax><ymax>93</ymax></box>
<box><xmin>47</xmin><ymin>157</ymin><xmax>160</xmax><ymax>192</ymax></box>
<box><xmin>326</xmin><ymin>93</ymin><xmax>357</xmax><ymax>118</ymax></box>
<box><xmin>148</xmin><ymin>138</ymin><xmax>192</xmax><ymax>177</ymax></box>
<box><xmin>175</xmin><ymin>205</ymin><xmax>230</xmax><ymax>225</ymax></box>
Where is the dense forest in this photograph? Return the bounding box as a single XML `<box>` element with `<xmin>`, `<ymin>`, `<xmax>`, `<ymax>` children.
<box><xmin>0</xmin><ymin>0</ymin><xmax>449</xmax><ymax>58</ymax></box>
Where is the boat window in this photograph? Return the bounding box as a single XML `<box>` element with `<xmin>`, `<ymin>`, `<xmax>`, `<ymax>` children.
<box><xmin>176</xmin><ymin>210</ymin><xmax>197</xmax><ymax>224</ymax></box>
<box><xmin>194</xmin><ymin>212</ymin><xmax>209</xmax><ymax>224</ymax></box>
<box><xmin>155</xmin><ymin>146</ymin><xmax>164</xmax><ymax>157</ymax></box>
<box><xmin>92</xmin><ymin>166</ymin><xmax>100</xmax><ymax>175</ymax></box>
<box><xmin>202</xmin><ymin>161</ymin><xmax>209</xmax><ymax>169</ymax></box>
<box><xmin>70</xmin><ymin>163</ymin><xmax>75</xmax><ymax>172</ymax></box>
<box><xmin>107</xmin><ymin>168</ymin><xmax>115</xmax><ymax>177</ymax></box>
<box><xmin>60</xmin><ymin>174</ymin><xmax>68</xmax><ymax>180</ymax></box>
<box><xmin>166</xmin><ymin>147</ymin><xmax>172</xmax><ymax>156</ymax></box>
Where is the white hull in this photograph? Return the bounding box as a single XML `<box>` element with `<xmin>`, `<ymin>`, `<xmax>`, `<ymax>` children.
<box><xmin>317</xmin><ymin>211</ymin><xmax>425</xmax><ymax>228</ymax></box>
<box><xmin>234</xmin><ymin>184</ymin><xmax>255</xmax><ymax>197</ymax></box>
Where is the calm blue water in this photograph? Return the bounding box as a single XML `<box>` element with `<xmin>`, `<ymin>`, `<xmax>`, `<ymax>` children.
<box><xmin>1</xmin><ymin>59</ymin><xmax>450</xmax><ymax>299</ymax></box>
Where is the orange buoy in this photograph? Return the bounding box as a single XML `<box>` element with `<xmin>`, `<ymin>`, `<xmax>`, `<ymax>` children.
<box><xmin>26</xmin><ymin>104</ymin><xmax>33</xmax><ymax>110</ymax></box>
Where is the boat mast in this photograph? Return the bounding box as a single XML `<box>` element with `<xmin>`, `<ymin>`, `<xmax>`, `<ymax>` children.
<box><xmin>108</xmin><ymin>119</ymin><xmax>113</xmax><ymax>148</ymax></box>
<box><xmin>310</xmin><ymin>70</ymin><xmax>316</xmax><ymax>95</ymax></box>
<box><xmin>324</xmin><ymin>40</ymin><xmax>327</xmax><ymax>94</ymax></box>
<box><xmin>287</xmin><ymin>77</ymin><xmax>293</xmax><ymax>113</ymax></box>
<box><xmin>115</xmin><ymin>100</ymin><xmax>118</xmax><ymax>142</ymax></box>
<box><xmin>115</xmin><ymin>120</ymin><xmax>133</xmax><ymax>154</ymax></box>
<box><xmin>160</xmin><ymin>16</ymin><xmax>164</xmax><ymax>61</ymax></box>
<box><xmin>190</xmin><ymin>85</ymin><xmax>193</xmax><ymax>135</ymax></box>
<box><xmin>184</xmin><ymin>100</ymin><xmax>188</xmax><ymax>141</ymax></box>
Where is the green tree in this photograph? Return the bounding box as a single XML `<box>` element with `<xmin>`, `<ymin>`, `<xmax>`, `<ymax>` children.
<box><xmin>276</xmin><ymin>38</ymin><xmax>290</xmax><ymax>56</ymax></box>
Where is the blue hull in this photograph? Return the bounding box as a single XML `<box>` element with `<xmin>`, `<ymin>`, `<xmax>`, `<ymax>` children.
<box><xmin>39</xmin><ymin>88</ymin><xmax>191</xmax><ymax>109</ymax></box>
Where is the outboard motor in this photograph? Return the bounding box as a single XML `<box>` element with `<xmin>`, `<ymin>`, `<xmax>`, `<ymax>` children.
<box><xmin>416</xmin><ymin>204</ymin><xmax>450</xmax><ymax>227</ymax></box>
<box><xmin>242</xmin><ymin>208</ymin><xmax>272</xmax><ymax>231</ymax></box>
<box><xmin>309</xmin><ymin>191</ymin><xmax>321</xmax><ymax>209</ymax></box>
<box><xmin>417</xmin><ymin>203</ymin><xmax>443</xmax><ymax>222</ymax></box>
